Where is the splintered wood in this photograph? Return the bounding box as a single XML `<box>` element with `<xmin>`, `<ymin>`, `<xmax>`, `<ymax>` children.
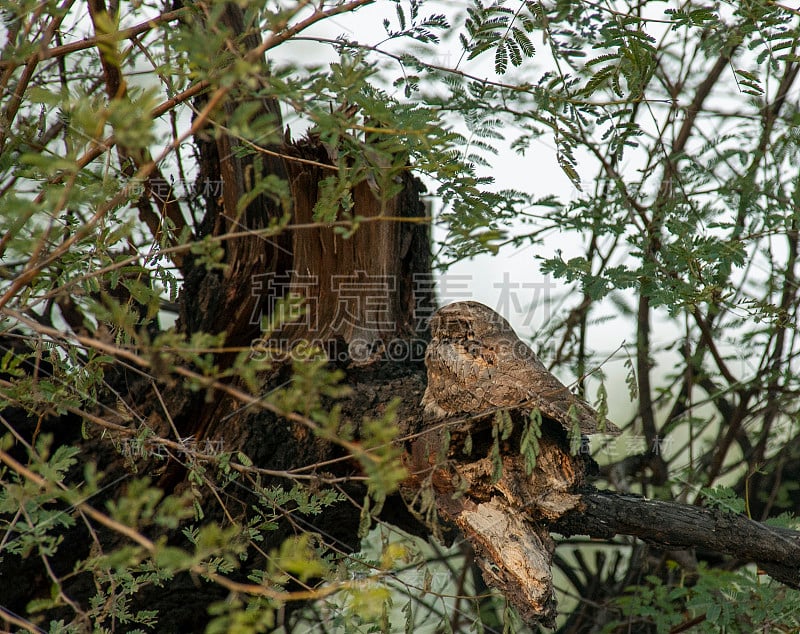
<box><xmin>404</xmin><ymin>411</ymin><xmax>594</xmax><ymax>626</ymax></box>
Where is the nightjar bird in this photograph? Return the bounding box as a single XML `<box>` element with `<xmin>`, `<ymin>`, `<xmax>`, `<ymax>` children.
<box><xmin>421</xmin><ymin>301</ymin><xmax>620</xmax><ymax>435</ymax></box>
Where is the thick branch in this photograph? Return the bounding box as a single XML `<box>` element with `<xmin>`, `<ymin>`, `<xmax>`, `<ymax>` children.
<box><xmin>552</xmin><ymin>489</ymin><xmax>800</xmax><ymax>588</ymax></box>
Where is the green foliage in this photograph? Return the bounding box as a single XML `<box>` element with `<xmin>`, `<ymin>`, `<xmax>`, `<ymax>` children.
<box><xmin>0</xmin><ymin>437</ymin><xmax>81</xmax><ymax>559</ymax></box>
<box><xmin>491</xmin><ymin>409</ymin><xmax>514</xmax><ymax>481</ymax></box>
<box><xmin>384</xmin><ymin>0</ymin><xmax>449</xmax><ymax>44</ymax></box>
<box><xmin>699</xmin><ymin>485</ymin><xmax>747</xmax><ymax>515</ymax></box>
<box><xmin>604</xmin><ymin>564</ymin><xmax>800</xmax><ymax>633</ymax></box>
<box><xmin>359</xmin><ymin>401</ymin><xmax>408</xmax><ymax>499</ymax></box>
<box><xmin>462</xmin><ymin>0</ymin><xmax>537</xmax><ymax>74</ymax></box>
<box><xmin>520</xmin><ymin>408</ymin><xmax>542</xmax><ymax>475</ymax></box>
<box><xmin>3</xmin><ymin>0</ymin><xmax>800</xmax><ymax>630</ymax></box>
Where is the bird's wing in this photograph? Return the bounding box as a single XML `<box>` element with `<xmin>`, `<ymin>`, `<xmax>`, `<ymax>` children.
<box><xmin>527</xmin><ymin>370</ymin><xmax>619</xmax><ymax>435</ymax></box>
<box><xmin>492</xmin><ymin>344</ymin><xmax>621</xmax><ymax>436</ymax></box>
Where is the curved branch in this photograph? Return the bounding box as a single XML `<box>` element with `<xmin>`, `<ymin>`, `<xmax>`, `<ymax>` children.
<box><xmin>552</xmin><ymin>489</ymin><xmax>800</xmax><ymax>588</ymax></box>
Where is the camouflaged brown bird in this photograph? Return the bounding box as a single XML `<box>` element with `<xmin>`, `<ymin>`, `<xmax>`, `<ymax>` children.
<box><xmin>421</xmin><ymin>301</ymin><xmax>621</xmax><ymax>435</ymax></box>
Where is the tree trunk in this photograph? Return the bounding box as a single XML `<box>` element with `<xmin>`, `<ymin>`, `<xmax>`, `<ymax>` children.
<box><xmin>0</xmin><ymin>4</ymin><xmax>433</xmax><ymax>629</ymax></box>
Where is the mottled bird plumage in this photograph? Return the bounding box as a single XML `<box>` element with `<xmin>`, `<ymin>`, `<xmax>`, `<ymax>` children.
<box><xmin>422</xmin><ymin>301</ymin><xmax>620</xmax><ymax>435</ymax></box>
